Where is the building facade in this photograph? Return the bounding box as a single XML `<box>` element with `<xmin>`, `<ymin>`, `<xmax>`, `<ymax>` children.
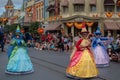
<box><xmin>4</xmin><ymin>0</ymin><xmax>120</xmax><ymax>37</ymax></box>
<box><xmin>1</xmin><ymin>0</ymin><xmax>22</xmax><ymax>25</ymax></box>
<box><xmin>4</xmin><ymin>0</ymin><xmax>14</xmax><ymax>18</ymax></box>
<box><xmin>43</xmin><ymin>0</ymin><xmax>62</xmax><ymax>31</ymax></box>
<box><xmin>60</xmin><ymin>0</ymin><xmax>120</xmax><ymax>37</ymax></box>
<box><xmin>24</xmin><ymin>0</ymin><xmax>47</xmax><ymax>23</ymax></box>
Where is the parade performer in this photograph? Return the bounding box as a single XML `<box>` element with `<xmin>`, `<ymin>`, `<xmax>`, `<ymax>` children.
<box><xmin>0</xmin><ymin>27</ymin><xmax>5</xmax><ymax>52</ymax></box>
<box><xmin>66</xmin><ymin>26</ymin><xmax>98</xmax><ymax>79</ymax></box>
<box><xmin>5</xmin><ymin>26</ymin><xmax>34</xmax><ymax>75</ymax></box>
<box><xmin>91</xmin><ymin>26</ymin><xmax>110</xmax><ymax>67</ymax></box>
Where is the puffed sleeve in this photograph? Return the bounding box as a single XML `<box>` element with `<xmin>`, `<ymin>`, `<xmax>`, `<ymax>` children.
<box><xmin>10</xmin><ymin>39</ymin><xmax>16</xmax><ymax>46</ymax></box>
<box><xmin>21</xmin><ymin>40</ymin><xmax>27</xmax><ymax>46</ymax></box>
<box><xmin>100</xmin><ymin>37</ymin><xmax>108</xmax><ymax>41</ymax></box>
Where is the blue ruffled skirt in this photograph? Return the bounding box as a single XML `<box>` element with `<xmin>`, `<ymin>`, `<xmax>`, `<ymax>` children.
<box><xmin>6</xmin><ymin>46</ymin><xmax>34</xmax><ymax>75</ymax></box>
<box><xmin>93</xmin><ymin>45</ymin><xmax>110</xmax><ymax>67</ymax></box>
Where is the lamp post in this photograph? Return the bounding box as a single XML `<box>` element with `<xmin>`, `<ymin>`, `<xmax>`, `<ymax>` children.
<box><xmin>28</xmin><ymin>13</ymin><xmax>32</xmax><ymax>23</ymax></box>
<box><xmin>114</xmin><ymin>0</ymin><xmax>117</xmax><ymax>13</ymax></box>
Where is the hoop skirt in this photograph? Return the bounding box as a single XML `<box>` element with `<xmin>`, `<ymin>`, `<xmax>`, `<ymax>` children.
<box><xmin>5</xmin><ymin>39</ymin><xmax>34</xmax><ymax>75</ymax></box>
<box><xmin>66</xmin><ymin>39</ymin><xmax>98</xmax><ymax>78</ymax></box>
<box><xmin>92</xmin><ymin>38</ymin><xmax>110</xmax><ymax>67</ymax></box>
<box><xmin>93</xmin><ymin>45</ymin><xmax>110</xmax><ymax>67</ymax></box>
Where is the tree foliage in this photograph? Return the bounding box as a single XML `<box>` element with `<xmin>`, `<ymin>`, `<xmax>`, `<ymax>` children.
<box><xmin>4</xmin><ymin>24</ymin><xmax>20</xmax><ymax>33</ymax></box>
<box><xmin>29</xmin><ymin>22</ymin><xmax>40</xmax><ymax>34</ymax></box>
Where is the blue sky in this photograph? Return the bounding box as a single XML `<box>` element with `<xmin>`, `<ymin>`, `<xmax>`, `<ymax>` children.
<box><xmin>0</xmin><ymin>0</ymin><xmax>23</xmax><ymax>15</ymax></box>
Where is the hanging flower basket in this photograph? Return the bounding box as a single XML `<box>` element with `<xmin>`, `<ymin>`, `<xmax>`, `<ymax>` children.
<box><xmin>58</xmin><ymin>15</ymin><xmax>62</xmax><ymax>19</ymax></box>
<box><xmin>118</xmin><ymin>13</ymin><xmax>120</xmax><ymax>17</ymax></box>
<box><xmin>37</xmin><ymin>28</ymin><xmax>44</xmax><ymax>34</ymax></box>
<box><xmin>26</xmin><ymin>7</ymin><xmax>31</xmax><ymax>12</ymax></box>
<box><xmin>74</xmin><ymin>22</ymin><xmax>83</xmax><ymax>29</ymax></box>
<box><xmin>35</xmin><ymin>5</ymin><xmax>39</xmax><ymax>8</ymax></box>
<box><xmin>5</xmin><ymin>5</ymin><xmax>13</xmax><ymax>9</ymax></box>
<box><xmin>66</xmin><ymin>22</ymin><xmax>73</xmax><ymax>27</ymax></box>
<box><xmin>38</xmin><ymin>4</ymin><xmax>41</xmax><ymax>7</ymax></box>
<box><xmin>54</xmin><ymin>16</ymin><xmax>57</xmax><ymax>20</ymax></box>
<box><xmin>86</xmin><ymin>22</ymin><xmax>94</xmax><ymax>27</ymax></box>
<box><xmin>2</xmin><ymin>18</ymin><xmax>8</xmax><ymax>22</ymax></box>
<box><xmin>49</xmin><ymin>17</ymin><xmax>52</xmax><ymax>21</ymax></box>
<box><xmin>105</xmin><ymin>12</ymin><xmax>113</xmax><ymax>18</ymax></box>
<box><xmin>40</xmin><ymin>1</ymin><xmax>44</xmax><ymax>6</ymax></box>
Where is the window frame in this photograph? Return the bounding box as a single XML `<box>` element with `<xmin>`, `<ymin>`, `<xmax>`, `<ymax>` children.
<box><xmin>104</xmin><ymin>5</ymin><xmax>115</xmax><ymax>12</ymax></box>
<box><xmin>62</xmin><ymin>6</ymin><xmax>68</xmax><ymax>14</ymax></box>
<box><xmin>74</xmin><ymin>4</ymin><xmax>84</xmax><ymax>12</ymax></box>
<box><xmin>90</xmin><ymin>5</ymin><xmax>96</xmax><ymax>12</ymax></box>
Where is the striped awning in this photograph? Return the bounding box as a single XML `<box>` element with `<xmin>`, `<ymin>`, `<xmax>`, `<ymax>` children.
<box><xmin>73</xmin><ymin>0</ymin><xmax>85</xmax><ymax>4</ymax></box>
<box><xmin>61</xmin><ymin>0</ymin><xmax>69</xmax><ymax>6</ymax></box>
<box><xmin>116</xmin><ymin>22</ymin><xmax>120</xmax><ymax>28</ymax></box>
<box><xmin>104</xmin><ymin>0</ymin><xmax>115</xmax><ymax>5</ymax></box>
<box><xmin>89</xmin><ymin>0</ymin><xmax>96</xmax><ymax>5</ymax></box>
<box><xmin>44</xmin><ymin>22</ymin><xmax>61</xmax><ymax>31</ymax></box>
<box><xmin>104</xmin><ymin>22</ymin><xmax>120</xmax><ymax>30</ymax></box>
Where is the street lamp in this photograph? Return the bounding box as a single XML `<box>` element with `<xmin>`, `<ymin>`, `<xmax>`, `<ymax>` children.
<box><xmin>28</xmin><ymin>13</ymin><xmax>32</xmax><ymax>23</ymax></box>
<box><xmin>114</xmin><ymin>0</ymin><xmax>117</xmax><ymax>13</ymax></box>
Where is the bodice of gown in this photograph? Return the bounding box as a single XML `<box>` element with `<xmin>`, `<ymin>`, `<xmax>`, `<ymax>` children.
<box><xmin>11</xmin><ymin>38</ymin><xmax>25</xmax><ymax>47</ymax></box>
<box><xmin>80</xmin><ymin>39</ymin><xmax>91</xmax><ymax>47</ymax></box>
<box><xmin>96</xmin><ymin>38</ymin><xmax>102</xmax><ymax>45</ymax></box>
<box><xmin>16</xmin><ymin>39</ymin><xmax>22</xmax><ymax>46</ymax></box>
<box><xmin>76</xmin><ymin>38</ymin><xmax>91</xmax><ymax>51</ymax></box>
<box><xmin>92</xmin><ymin>38</ymin><xmax>107</xmax><ymax>49</ymax></box>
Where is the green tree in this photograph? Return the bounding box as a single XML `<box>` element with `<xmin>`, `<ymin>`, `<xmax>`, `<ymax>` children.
<box><xmin>29</xmin><ymin>22</ymin><xmax>40</xmax><ymax>34</ymax></box>
<box><xmin>4</xmin><ymin>24</ymin><xmax>20</xmax><ymax>33</ymax></box>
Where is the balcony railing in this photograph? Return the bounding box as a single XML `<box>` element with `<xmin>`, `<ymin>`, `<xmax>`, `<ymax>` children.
<box><xmin>61</xmin><ymin>11</ymin><xmax>120</xmax><ymax>19</ymax></box>
<box><xmin>27</xmin><ymin>0</ymin><xmax>35</xmax><ymax>7</ymax></box>
<box><xmin>101</xmin><ymin>12</ymin><xmax>120</xmax><ymax>18</ymax></box>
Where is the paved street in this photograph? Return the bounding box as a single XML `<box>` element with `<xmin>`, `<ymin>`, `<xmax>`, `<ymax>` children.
<box><xmin>0</xmin><ymin>47</ymin><xmax>120</xmax><ymax>80</ymax></box>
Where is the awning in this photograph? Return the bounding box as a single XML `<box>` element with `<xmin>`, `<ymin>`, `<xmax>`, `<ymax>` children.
<box><xmin>47</xmin><ymin>5</ymin><xmax>55</xmax><ymax>11</ymax></box>
<box><xmin>44</xmin><ymin>22</ymin><xmax>61</xmax><ymax>31</ymax></box>
<box><xmin>104</xmin><ymin>0</ymin><xmax>115</xmax><ymax>5</ymax></box>
<box><xmin>73</xmin><ymin>0</ymin><xmax>85</xmax><ymax>4</ymax></box>
<box><xmin>22</xmin><ymin>22</ymin><xmax>30</xmax><ymax>26</ymax></box>
<box><xmin>116</xmin><ymin>22</ymin><xmax>120</xmax><ymax>29</ymax></box>
<box><xmin>89</xmin><ymin>0</ymin><xmax>96</xmax><ymax>5</ymax></box>
<box><xmin>61</xmin><ymin>0</ymin><xmax>69</xmax><ymax>6</ymax></box>
<box><xmin>104</xmin><ymin>22</ymin><xmax>120</xmax><ymax>30</ymax></box>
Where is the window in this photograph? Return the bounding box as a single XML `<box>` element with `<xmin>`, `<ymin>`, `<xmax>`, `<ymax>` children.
<box><xmin>104</xmin><ymin>5</ymin><xmax>114</xmax><ymax>12</ymax></box>
<box><xmin>90</xmin><ymin>5</ymin><xmax>96</xmax><ymax>12</ymax></box>
<box><xmin>36</xmin><ymin>9</ymin><xmax>38</xmax><ymax>20</ymax></box>
<box><xmin>63</xmin><ymin>6</ymin><xmax>68</xmax><ymax>13</ymax></box>
<box><xmin>117</xmin><ymin>6</ymin><xmax>120</xmax><ymax>12</ymax></box>
<box><xmin>74</xmin><ymin>4</ymin><xmax>84</xmax><ymax>12</ymax></box>
<box><xmin>42</xmin><ymin>8</ymin><xmax>44</xmax><ymax>18</ymax></box>
<box><xmin>39</xmin><ymin>8</ymin><xmax>41</xmax><ymax>19</ymax></box>
<box><xmin>49</xmin><ymin>10</ymin><xmax>54</xmax><ymax>16</ymax></box>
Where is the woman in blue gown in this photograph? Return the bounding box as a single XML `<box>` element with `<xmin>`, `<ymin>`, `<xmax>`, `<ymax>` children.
<box><xmin>5</xmin><ymin>26</ymin><xmax>34</xmax><ymax>75</ymax></box>
<box><xmin>91</xmin><ymin>26</ymin><xmax>110</xmax><ymax>67</ymax></box>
